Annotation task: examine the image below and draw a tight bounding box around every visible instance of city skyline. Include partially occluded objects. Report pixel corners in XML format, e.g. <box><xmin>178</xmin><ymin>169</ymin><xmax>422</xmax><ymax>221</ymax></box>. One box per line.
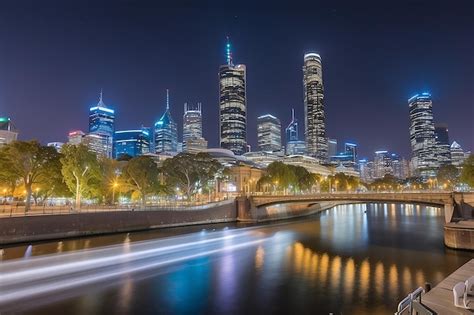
<box><xmin>0</xmin><ymin>1</ymin><xmax>472</xmax><ymax>158</ymax></box>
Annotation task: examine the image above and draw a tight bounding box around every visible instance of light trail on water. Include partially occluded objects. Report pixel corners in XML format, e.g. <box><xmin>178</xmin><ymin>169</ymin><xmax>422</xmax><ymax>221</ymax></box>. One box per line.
<box><xmin>0</xmin><ymin>228</ymin><xmax>272</xmax><ymax>309</ymax></box>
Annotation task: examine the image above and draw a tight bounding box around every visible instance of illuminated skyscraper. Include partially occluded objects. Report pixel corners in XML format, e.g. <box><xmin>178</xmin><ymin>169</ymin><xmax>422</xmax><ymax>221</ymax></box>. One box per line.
<box><xmin>155</xmin><ymin>89</ymin><xmax>178</xmax><ymax>154</ymax></box>
<box><xmin>257</xmin><ymin>114</ymin><xmax>281</xmax><ymax>152</ymax></box>
<box><xmin>88</xmin><ymin>91</ymin><xmax>114</xmax><ymax>158</ymax></box>
<box><xmin>434</xmin><ymin>123</ymin><xmax>451</xmax><ymax>166</ymax></box>
<box><xmin>328</xmin><ymin>138</ymin><xmax>337</xmax><ymax>158</ymax></box>
<box><xmin>183</xmin><ymin>102</ymin><xmax>207</xmax><ymax>152</ymax></box>
<box><xmin>114</xmin><ymin>129</ymin><xmax>151</xmax><ymax>159</ymax></box>
<box><xmin>303</xmin><ymin>53</ymin><xmax>327</xmax><ymax>162</ymax></box>
<box><xmin>219</xmin><ymin>37</ymin><xmax>247</xmax><ymax>155</ymax></box>
<box><xmin>285</xmin><ymin>108</ymin><xmax>306</xmax><ymax>155</ymax></box>
<box><xmin>344</xmin><ymin>143</ymin><xmax>358</xmax><ymax>163</ymax></box>
<box><xmin>408</xmin><ymin>93</ymin><xmax>438</xmax><ymax>176</ymax></box>
<box><xmin>285</xmin><ymin>108</ymin><xmax>298</xmax><ymax>143</ymax></box>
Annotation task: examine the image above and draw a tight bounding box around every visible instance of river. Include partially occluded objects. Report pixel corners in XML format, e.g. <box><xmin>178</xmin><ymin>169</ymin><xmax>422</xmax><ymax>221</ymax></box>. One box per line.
<box><xmin>0</xmin><ymin>203</ymin><xmax>472</xmax><ymax>314</ymax></box>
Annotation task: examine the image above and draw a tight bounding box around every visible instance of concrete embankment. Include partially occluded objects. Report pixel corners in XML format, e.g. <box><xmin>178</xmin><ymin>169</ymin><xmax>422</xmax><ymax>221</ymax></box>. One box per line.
<box><xmin>0</xmin><ymin>201</ymin><xmax>237</xmax><ymax>245</ymax></box>
<box><xmin>444</xmin><ymin>221</ymin><xmax>474</xmax><ymax>251</ymax></box>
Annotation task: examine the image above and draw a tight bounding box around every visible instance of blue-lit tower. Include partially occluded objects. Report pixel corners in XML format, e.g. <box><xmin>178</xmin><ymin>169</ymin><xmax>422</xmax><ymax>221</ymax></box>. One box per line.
<box><xmin>154</xmin><ymin>89</ymin><xmax>178</xmax><ymax>154</ymax></box>
<box><xmin>88</xmin><ymin>90</ymin><xmax>115</xmax><ymax>158</ymax></box>
<box><xmin>285</xmin><ymin>108</ymin><xmax>298</xmax><ymax>143</ymax></box>
<box><xmin>114</xmin><ymin>128</ymin><xmax>151</xmax><ymax>159</ymax></box>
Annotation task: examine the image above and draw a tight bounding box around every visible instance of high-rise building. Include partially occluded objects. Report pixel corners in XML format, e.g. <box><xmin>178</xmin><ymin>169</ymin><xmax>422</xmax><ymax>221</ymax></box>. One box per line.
<box><xmin>155</xmin><ymin>90</ymin><xmax>178</xmax><ymax>154</ymax></box>
<box><xmin>219</xmin><ymin>37</ymin><xmax>247</xmax><ymax>155</ymax></box>
<box><xmin>450</xmin><ymin>141</ymin><xmax>468</xmax><ymax>168</ymax></box>
<box><xmin>358</xmin><ymin>159</ymin><xmax>373</xmax><ymax>183</ymax></box>
<box><xmin>328</xmin><ymin>138</ymin><xmax>337</xmax><ymax>159</ymax></box>
<box><xmin>285</xmin><ymin>108</ymin><xmax>298</xmax><ymax>143</ymax></box>
<box><xmin>182</xmin><ymin>102</ymin><xmax>207</xmax><ymax>152</ymax></box>
<box><xmin>257</xmin><ymin>114</ymin><xmax>281</xmax><ymax>152</ymax></box>
<box><xmin>0</xmin><ymin>117</ymin><xmax>18</xmax><ymax>146</ymax></box>
<box><xmin>83</xmin><ymin>133</ymin><xmax>113</xmax><ymax>158</ymax></box>
<box><xmin>374</xmin><ymin>150</ymin><xmax>393</xmax><ymax>179</ymax></box>
<box><xmin>344</xmin><ymin>142</ymin><xmax>358</xmax><ymax>163</ymax></box>
<box><xmin>434</xmin><ymin>123</ymin><xmax>451</xmax><ymax>166</ymax></box>
<box><xmin>47</xmin><ymin>142</ymin><xmax>64</xmax><ymax>152</ymax></box>
<box><xmin>285</xmin><ymin>108</ymin><xmax>306</xmax><ymax>155</ymax></box>
<box><xmin>88</xmin><ymin>91</ymin><xmax>115</xmax><ymax>158</ymax></box>
<box><xmin>68</xmin><ymin>130</ymin><xmax>85</xmax><ymax>145</ymax></box>
<box><xmin>408</xmin><ymin>92</ymin><xmax>437</xmax><ymax>177</ymax></box>
<box><xmin>114</xmin><ymin>129</ymin><xmax>151</xmax><ymax>159</ymax></box>
<box><xmin>303</xmin><ymin>53</ymin><xmax>327</xmax><ymax>163</ymax></box>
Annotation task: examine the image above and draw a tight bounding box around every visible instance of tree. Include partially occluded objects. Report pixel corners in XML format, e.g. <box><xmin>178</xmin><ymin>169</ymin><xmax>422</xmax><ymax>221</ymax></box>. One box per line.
<box><xmin>437</xmin><ymin>164</ymin><xmax>459</xmax><ymax>188</ymax></box>
<box><xmin>97</xmin><ymin>158</ymin><xmax>125</xmax><ymax>204</ymax></box>
<box><xmin>121</xmin><ymin>156</ymin><xmax>160</xmax><ymax>205</ymax></box>
<box><xmin>161</xmin><ymin>153</ymin><xmax>223</xmax><ymax>199</ymax></box>
<box><xmin>60</xmin><ymin>144</ymin><xmax>102</xmax><ymax>209</ymax></box>
<box><xmin>0</xmin><ymin>141</ymin><xmax>62</xmax><ymax>211</ymax></box>
<box><xmin>460</xmin><ymin>155</ymin><xmax>474</xmax><ymax>187</ymax></box>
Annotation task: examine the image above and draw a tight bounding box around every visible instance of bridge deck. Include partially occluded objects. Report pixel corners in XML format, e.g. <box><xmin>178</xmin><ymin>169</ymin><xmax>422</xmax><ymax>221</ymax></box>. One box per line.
<box><xmin>422</xmin><ymin>259</ymin><xmax>474</xmax><ymax>314</ymax></box>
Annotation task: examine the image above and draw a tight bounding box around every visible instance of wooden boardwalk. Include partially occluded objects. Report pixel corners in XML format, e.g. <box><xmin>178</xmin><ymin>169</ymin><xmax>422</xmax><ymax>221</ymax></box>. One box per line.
<box><xmin>422</xmin><ymin>259</ymin><xmax>474</xmax><ymax>314</ymax></box>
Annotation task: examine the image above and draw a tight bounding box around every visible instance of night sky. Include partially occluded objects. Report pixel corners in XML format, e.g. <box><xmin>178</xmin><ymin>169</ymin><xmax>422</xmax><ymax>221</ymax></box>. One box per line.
<box><xmin>0</xmin><ymin>0</ymin><xmax>472</xmax><ymax>159</ymax></box>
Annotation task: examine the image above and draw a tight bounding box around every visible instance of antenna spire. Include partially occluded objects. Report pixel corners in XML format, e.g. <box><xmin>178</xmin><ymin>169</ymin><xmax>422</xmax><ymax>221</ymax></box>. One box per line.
<box><xmin>99</xmin><ymin>89</ymin><xmax>103</xmax><ymax>102</ymax></box>
<box><xmin>166</xmin><ymin>89</ymin><xmax>170</xmax><ymax>110</ymax></box>
<box><xmin>226</xmin><ymin>36</ymin><xmax>233</xmax><ymax>66</ymax></box>
<box><xmin>291</xmin><ymin>108</ymin><xmax>295</xmax><ymax>121</ymax></box>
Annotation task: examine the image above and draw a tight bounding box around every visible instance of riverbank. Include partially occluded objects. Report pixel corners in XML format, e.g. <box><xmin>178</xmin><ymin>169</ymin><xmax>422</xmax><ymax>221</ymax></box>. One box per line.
<box><xmin>0</xmin><ymin>200</ymin><xmax>237</xmax><ymax>245</ymax></box>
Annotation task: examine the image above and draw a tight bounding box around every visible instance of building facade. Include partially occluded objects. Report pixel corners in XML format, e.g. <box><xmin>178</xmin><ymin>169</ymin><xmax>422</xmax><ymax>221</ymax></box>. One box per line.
<box><xmin>434</xmin><ymin>123</ymin><xmax>451</xmax><ymax>166</ymax></box>
<box><xmin>328</xmin><ymin>138</ymin><xmax>338</xmax><ymax>159</ymax></box>
<box><xmin>155</xmin><ymin>90</ymin><xmax>178</xmax><ymax>154</ymax></box>
<box><xmin>257</xmin><ymin>114</ymin><xmax>281</xmax><ymax>152</ymax></box>
<box><xmin>219</xmin><ymin>38</ymin><xmax>247</xmax><ymax>155</ymax></box>
<box><xmin>303</xmin><ymin>53</ymin><xmax>328</xmax><ymax>163</ymax></box>
<box><xmin>0</xmin><ymin>117</ymin><xmax>18</xmax><ymax>146</ymax></box>
<box><xmin>68</xmin><ymin>130</ymin><xmax>85</xmax><ymax>145</ymax></box>
<box><xmin>450</xmin><ymin>141</ymin><xmax>468</xmax><ymax>168</ymax></box>
<box><xmin>408</xmin><ymin>93</ymin><xmax>437</xmax><ymax>177</ymax></box>
<box><xmin>114</xmin><ymin>129</ymin><xmax>151</xmax><ymax>159</ymax></box>
<box><xmin>183</xmin><ymin>102</ymin><xmax>207</xmax><ymax>152</ymax></box>
<box><xmin>88</xmin><ymin>91</ymin><xmax>115</xmax><ymax>158</ymax></box>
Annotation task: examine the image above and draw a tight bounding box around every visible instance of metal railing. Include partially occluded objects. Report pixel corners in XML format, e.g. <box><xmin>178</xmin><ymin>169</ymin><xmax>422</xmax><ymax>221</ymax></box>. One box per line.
<box><xmin>395</xmin><ymin>287</ymin><xmax>435</xmax><ymax>315</ymax></box>
<box><xmin>0</xmin><ymin>198</ymin><xmax>234</xmax><ymax>218</ymax></box>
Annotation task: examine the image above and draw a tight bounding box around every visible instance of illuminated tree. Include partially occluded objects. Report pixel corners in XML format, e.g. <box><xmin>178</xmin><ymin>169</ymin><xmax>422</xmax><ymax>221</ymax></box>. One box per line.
<box><xmin>460</xmin><ymin>154</ymin><xmax>474</xmax><ymax>187</ymax></box>
<box><xmin>121</xmin><ymin>156</ymin><xmax>160</xmax><ymax>205</ymax></box>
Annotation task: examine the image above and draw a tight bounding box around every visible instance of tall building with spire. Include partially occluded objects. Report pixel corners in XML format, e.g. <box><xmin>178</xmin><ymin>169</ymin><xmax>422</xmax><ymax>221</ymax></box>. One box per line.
<box><xmin>154</xmin><ymin>89</ymin><xmax>178</xmax><ymax>154</ymax></box>
<box><xmin>88</xmin><ymin>90</ymin><xmax>115</xmax><ymax>158</ymax></box>
<box><xmin>303</xmin><ymin>53</ymin><xmax>327</xmax><ymax>163</ymax></box>
<box><xmin>219</xmin><ymin>37</ymin><xmax>247</xmax><ymax>155</ymax></box>
<box><xmin>285</xmin><ymin>108</ymin><xmax>306</xmax><ymax>155</ymax></box>
<box><xmin>408</xmin><ymin>92</ymin><xmax>438</xmax><ymax>177</ymax></box>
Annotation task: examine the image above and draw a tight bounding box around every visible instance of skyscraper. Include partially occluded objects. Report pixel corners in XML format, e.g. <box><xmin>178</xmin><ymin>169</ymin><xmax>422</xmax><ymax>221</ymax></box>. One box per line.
<box><xmin>257</xmin><ymin>114</ymin><xmax>282</xmax><ymax>152</ymax></box>
<box><xmin>114</xmin><ymin>129</ymin><xmax>151</xmax><ymax>159</ymax></box>
<box><xmin>88</xmin><ymin>91</ymin><xmax>115</xmax><ymax>158</ymax></box>
<box><xmin>450</xmin><ymin>141</ymin><xmax>468</xmax><ymax>168</ymax></box>
<box><xmin>328</xmin><ymin>138</ymin><xmax>338</xmax><ymax>158</ymax></box>
<box><xmin>408</xmin><ymin>92</ymin><xmax>437</xmax><ymax>177</ymax></box>
<box><xmin>434</xmin><ymin>123</ymin><xmax>451</xmax><ymax>166</ymax></box>
<box><xmin>183</xmin><ymin>102</ymin><xmax>207</xmax><ymax>152</ymax></box>
<box><xmin>219</xmin><ymin>37</ymin><xmax>247</xmax><ymax>155</ymax></box>
<box><xmin>285</xmin><ymin>108</ymin><xmax>298</xmax><ymax>143</ymax></box>
<box><xmin>155</xmin><ymin>89</ymin><xmax>178</xmax><ymax>154</ymax></box>
<box><xmin>285</xmin><ymin>108</ymin><xmax>306</xmax><ymax>155</ymax></box>
<box><xmin>303</xmin><ymin>53</ymin><xmax>327</xmax><ymax>163</ymax></box>
<box><xmin>344</xmin><ymin>143</ymin><xmax>358</xmax><ymax>163</ymax></box>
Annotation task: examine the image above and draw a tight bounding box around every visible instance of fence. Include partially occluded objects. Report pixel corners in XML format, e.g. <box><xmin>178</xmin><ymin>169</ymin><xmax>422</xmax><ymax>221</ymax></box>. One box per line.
<box><xmin>0</xmin><ymin>198</ymin><xmax>234</xmax><ymax>218</ymax></box>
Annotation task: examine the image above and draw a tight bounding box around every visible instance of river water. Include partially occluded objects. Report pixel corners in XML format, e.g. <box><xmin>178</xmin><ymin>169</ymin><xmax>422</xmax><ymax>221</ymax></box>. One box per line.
<box><xmin>0</xmin><ymin>203</ymin><xmax>472</xmax><ymax>314</ymax></box>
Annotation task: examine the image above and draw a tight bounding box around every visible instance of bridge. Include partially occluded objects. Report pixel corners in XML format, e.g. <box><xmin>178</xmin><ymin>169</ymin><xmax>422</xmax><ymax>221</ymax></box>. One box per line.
<box><xmin>237</xmin><ymin>192</ymin><xmax>474</xmax><ymax>223</ymax></box>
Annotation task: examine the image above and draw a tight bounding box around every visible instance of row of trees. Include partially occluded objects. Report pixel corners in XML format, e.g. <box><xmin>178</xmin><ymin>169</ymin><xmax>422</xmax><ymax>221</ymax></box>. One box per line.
<box><xmin>257</xmin><ymin>161</ymin><xmax>360</xmax><ymax>193</ymax></box>
<box><xmin>0</xmin><ymin>141</ymin><xmax>225</xmax><ymax>211</ymax></box>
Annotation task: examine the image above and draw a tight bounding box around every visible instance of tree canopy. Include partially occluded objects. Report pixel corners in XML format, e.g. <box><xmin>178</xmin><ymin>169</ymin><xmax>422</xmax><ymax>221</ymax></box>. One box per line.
<box><xmin>460</xmin><ymin>154</ymin><xmax>474</xmax><ymax>187</ymax></box>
